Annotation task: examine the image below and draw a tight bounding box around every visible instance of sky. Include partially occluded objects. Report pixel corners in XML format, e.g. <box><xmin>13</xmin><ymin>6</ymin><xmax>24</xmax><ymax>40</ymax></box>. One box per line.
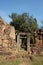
<box><xmin>0</xmin><ymin>0</ymin><xmax>43</xmax><ymax>27</ymax></box>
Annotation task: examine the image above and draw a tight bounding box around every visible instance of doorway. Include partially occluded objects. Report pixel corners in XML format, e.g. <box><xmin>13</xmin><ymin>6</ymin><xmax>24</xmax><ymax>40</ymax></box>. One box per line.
<box><xmin>21</xmin><ymin>38</ymin><xmax>27</xmax><ymax>51</ymax></box>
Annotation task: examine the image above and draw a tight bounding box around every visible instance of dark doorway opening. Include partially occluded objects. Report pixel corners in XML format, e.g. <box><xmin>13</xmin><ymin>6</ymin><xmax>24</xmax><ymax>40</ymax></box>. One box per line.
<box><xmin>15</xmin><ymin>32</ymin><xmax>30</xmax><ymax>51</ymax></box>
<box><xmin>21</xmin><ymin>38</ymin><xmax>27</xmax><ymax>51</ymax></box>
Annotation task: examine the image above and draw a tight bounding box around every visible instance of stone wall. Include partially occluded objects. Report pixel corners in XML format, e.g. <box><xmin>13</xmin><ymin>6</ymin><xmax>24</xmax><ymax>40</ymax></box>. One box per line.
<box><xmin>33</xmin><ymin>30</ymin><xmax>43</xmax><ymax>55</ymax></box>
<box><xmin>34</xmin><ymin>30</ymin><xmax>43</xmax><ymax>48</ymax></box>
<box><xmin>0</xmin><ymin>17</ymin><xmax>17</xmax><ymax>52</ymax></box>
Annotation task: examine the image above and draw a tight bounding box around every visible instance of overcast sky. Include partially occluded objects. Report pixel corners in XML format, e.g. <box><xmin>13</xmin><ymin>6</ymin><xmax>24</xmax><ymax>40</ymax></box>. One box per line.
<box><xmin>0</xmin><ymin>0</ymin><xmax>43</xmax><ymax>27</ymax></box>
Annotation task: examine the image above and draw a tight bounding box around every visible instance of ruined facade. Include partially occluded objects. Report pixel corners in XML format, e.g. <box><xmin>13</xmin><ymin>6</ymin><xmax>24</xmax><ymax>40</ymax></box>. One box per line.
<box><xmin>0</xmin><ymin>17</ymin><xmax>30</xmax><ymax>53</ymax></box>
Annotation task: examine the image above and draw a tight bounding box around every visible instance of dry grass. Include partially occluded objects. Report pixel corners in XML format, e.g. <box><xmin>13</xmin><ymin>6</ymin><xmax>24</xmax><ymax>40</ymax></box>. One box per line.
<box><xmin>0</xmin><ymin>51</ymin><xmax>43</xmax><ymax>65</ymax></box>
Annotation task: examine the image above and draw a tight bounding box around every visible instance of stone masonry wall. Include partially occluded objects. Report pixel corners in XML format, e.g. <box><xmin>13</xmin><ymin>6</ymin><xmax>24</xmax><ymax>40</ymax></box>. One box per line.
<box><xmin>0</xmin><ymin>17</ymin><xmax>17</xmax><ymax>52</ymax></box>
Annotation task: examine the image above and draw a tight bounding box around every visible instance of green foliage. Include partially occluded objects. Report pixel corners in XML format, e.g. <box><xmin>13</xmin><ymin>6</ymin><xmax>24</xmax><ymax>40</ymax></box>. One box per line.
<box><xmin>30</xmin><ymin>35</ymin><xmax>34</xmax><ymax>44</ymax></box>
<box><xmin>9</xmin><ymin>13</ymin><xmax>38</xmax><ymax>44</ymax></box>
<box><xmin>9</xmin><ymin>13</ymin><xmax>38</xmax><ymax>33</ymax></box>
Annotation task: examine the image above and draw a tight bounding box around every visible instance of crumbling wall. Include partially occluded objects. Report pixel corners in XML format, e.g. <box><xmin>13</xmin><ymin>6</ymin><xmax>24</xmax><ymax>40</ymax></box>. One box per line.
<box><xmin>0</xmin><ymin>17</ymin><xmax>17</xmax><ymax>52</ymax></box>
<box><xmin>33</xmin><ymin>30</ymin><xmax>43</xmax><ymax>55</ymax></box>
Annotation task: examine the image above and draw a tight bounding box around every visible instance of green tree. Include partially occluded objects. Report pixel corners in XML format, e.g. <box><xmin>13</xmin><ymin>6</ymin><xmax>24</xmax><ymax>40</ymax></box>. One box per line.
<box><xmin>9</xmin><ymin>13</ymin><xmax>38</xmax><ymax>44</ymax></box>
<box><xmin>9</xmin><ymin>13</ymin><xmax>38</xmax><ymax>33</ymax></box>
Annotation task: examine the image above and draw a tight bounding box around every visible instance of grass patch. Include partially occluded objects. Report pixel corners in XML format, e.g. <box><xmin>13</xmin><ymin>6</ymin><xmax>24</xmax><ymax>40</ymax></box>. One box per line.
<box><xmin>0</xmin><ymin>59</ymin><xmax>21</xmax><ymax>65</ymax></box>
<box><xmin>0</xmin><ymin>55</ymin><xmax>43</xmax><ymax>65</ymax></box>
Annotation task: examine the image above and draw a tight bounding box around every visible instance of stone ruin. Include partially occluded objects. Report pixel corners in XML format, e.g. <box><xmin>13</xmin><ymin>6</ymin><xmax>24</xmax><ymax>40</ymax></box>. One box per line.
<box><xmin>0</xmin><ymin>17</ymin><xmax>17</xmax><ymax>52</ymax></box>
<box><xmin>0</xmin><ymin>17</ymin><xmax>31</xmax><ymax>54</ymax></box>
<box><xmin>0</xmin><ymin>17</ymin><xmax>43</xmax><ymax>55</ymax></box>
<box><xmin>31</xmin><ymin>29</ymin><xmax>43</xmax><ymax>55</ymax></box>
<box><xmin>34</xmin><ymin>29</ymin><xmax>43</xmax><ymax>48</ymax></box>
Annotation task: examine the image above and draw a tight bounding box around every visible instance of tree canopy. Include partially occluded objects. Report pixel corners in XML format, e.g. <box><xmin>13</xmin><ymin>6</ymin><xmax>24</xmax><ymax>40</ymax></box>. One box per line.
<box><xmin>9</xmin><ymin>13</ymin><xmax>38</xmax><ymax>34</ymax></box>
<box><xmin>9</xmin><ymin>13</ymin><xmax>39</xmax><ymax>44</ymax></box>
